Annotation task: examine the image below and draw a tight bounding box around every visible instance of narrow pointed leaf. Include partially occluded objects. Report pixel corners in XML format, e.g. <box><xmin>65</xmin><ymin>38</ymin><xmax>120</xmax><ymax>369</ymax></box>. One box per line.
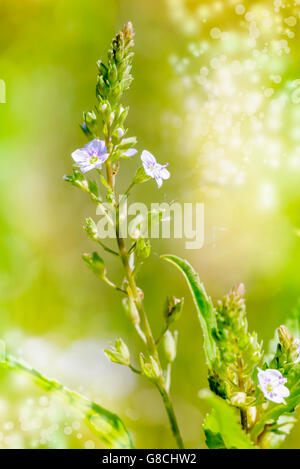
<box><xmin>162</xmin><ymin>255</ymin><xmax>217</xmax><ymax>365</ymax></box>
<box><xmin>0</xmin><ymin>354</ymin><xmax>133</xmax><ymax>449</ymax></box>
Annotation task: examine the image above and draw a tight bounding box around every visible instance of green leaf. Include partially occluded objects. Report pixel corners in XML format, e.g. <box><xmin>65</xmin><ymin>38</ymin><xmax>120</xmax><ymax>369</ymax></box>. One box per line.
<box><xmin>200</xmin><ymin>390</ymin><xmax>255</xmax><ymax>449</ymax></box>
<box><xmin>258</xmin><ymin>414</ymin><xmax>296</xmax><ymax>449</ymax></box>
<box><xmin>82</xmin><ymin>252</ymin><xmax>106</xmax><ymax>279</ymax></box>
<box><xmin>203</xmin><ymin>410</ymin><xmax>226</xmax><ymax>449</ymax></box>
<box><xmin>88</xmin><ymin>180</ymin><xmax>99</xmax><ymax>197</ymax></box>
<box><xmin>0</xmin><ymin>354</ymin><xmax>133</xmax><ymax>449</ymax></box>
<box><xmin>162</xmin><ymin>255</ymin><xmax>217</xmax><ymax>366</ymax></box>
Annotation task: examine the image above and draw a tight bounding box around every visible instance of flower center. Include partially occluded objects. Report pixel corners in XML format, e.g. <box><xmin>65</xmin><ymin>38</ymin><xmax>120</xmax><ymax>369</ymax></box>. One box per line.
<box><xmin>266</xmin><ymin>383</ymin><xmax>274</xmax><ymax>393</ymax></box>
<box><xmin>89</xmin><ymin>154</ymin><xmax>98</xmax><ymax>164</ymax></box>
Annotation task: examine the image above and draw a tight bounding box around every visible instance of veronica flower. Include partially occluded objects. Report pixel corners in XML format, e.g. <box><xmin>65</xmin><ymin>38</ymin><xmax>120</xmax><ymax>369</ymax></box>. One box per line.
<box><xmin>72</xmin><ymin>139</ymin><xmax>109</xmax><ymax>173</ymax></box>
<box><xmin>257</xmin><ymin>368</ymin><xmax>290</xmax><ymax>404</ymax></box>
<box><xmin>141</xmin><ymin>150</ymin><xmax>170</xmax><ymax>188</ymax></box>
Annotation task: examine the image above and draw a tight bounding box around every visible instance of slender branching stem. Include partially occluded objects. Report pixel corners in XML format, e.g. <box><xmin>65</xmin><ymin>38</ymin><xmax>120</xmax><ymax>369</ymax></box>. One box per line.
<box><xmin>103</xmin><ymin>150</ymin><xmax>184</xmax><ymax>449</ymax></box>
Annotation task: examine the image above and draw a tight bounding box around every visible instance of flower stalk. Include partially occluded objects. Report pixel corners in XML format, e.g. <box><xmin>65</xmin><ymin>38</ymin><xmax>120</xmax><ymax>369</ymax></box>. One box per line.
<box><xmin>65</xmin><ymin>22</ymin><xmax>183</xmax><ymax>449</ymax></box>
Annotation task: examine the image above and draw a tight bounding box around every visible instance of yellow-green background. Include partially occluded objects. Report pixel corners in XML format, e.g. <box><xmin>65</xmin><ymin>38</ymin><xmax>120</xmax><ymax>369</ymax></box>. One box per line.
<box><xmin>0</xmin><ymin>0</ymin><xmax>300</xmax><ymax>448</ymax></box>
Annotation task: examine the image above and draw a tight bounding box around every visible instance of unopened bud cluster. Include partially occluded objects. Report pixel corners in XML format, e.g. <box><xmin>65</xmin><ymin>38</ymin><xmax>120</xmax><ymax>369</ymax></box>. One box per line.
<box><xmin>209</xmin><ymin>284</ymin><xmax>262</xmax><ymax>403</ymax></box>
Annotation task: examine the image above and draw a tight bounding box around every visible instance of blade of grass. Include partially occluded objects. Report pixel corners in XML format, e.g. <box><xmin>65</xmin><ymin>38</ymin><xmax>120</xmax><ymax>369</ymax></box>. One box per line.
<box><xmin>0</xmin><ymin>353</ymin><xmax>133</xmax><ymax>449</ymax></box>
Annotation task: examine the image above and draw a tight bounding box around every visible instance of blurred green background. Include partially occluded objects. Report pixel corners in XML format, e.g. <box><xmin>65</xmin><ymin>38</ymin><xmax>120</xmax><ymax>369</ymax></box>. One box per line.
<box><xmin>0</xmin><ymin>0</ymin><xmax>300</xmax><ymax>448</ymax></box>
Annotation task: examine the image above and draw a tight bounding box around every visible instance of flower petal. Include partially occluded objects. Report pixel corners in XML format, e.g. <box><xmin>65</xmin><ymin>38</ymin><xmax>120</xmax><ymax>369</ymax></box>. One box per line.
<box><xmin>141</xmin><ymin>150</ymin><xmax>156</xmax><ymax>166</ymax></box>
<box><xmin>80</xmin><ymin>164</ymin><xmax>95</xmax><ymax>174</ymax></box>
<box><xmin>267</xmin><ymin>369</ymin><xmax>284</xmax><ymax>381</ymax></box>
<box><xmin>123</xmin><ymin>148</ymin><xmax>138</xmax><ymax>157</ymax></box>
<box><xmin>279</xmin><ymin>385</ymin><xmax>290</xmax><ymax>398</ymax></box>
<box><xmin>155</xmin><ymin>177</ymin><xmax>163</xmax><ymax>188</ymax></box>
<box><xmin>72</xmin><ymin>149</ymin><xmax>89</xmax><ymax>164</ymax></box>
<box><xmin>160</xmin><ymin>166</ymin><xmax>170</xmax><ymax>180</ymax></box>
<box><xmin>85</xmin><ymin>139</ymin><xmax>107</xmax><ymax>156</ymax></box>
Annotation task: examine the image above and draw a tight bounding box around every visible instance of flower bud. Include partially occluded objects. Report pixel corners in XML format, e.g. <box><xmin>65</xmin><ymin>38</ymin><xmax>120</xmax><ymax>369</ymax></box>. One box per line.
<box><xmin>278</xmin><ymin>325</ymin><xmax>293</xmax><ymax>351</ymax></box>
<box><xmin>82</xmin><ymin>252</ymin><xmax>105</xmax><ymax>279</ymax></box>
<box><xmin>164</xmin><ymin>296</ymin><xmax>184</xmax><ymax>325</ymax></box>
<box><xmin>111</xmin><ymin>127</ymin><xmax>125</xmax><ymax>145</ymax></box>
<box><xmin>163</xmin><ymin>331</ymin><xmax>178</xmax><ymax>363</ymax></box>
<box><xmin>104</xmin><ymin>338</ymin><xmax>130</xmax><ymax>366</ymax></box>
<box><xmin>136</xmin><ymin>237</ymin><xmax>151</xmax><ymax>261</ymax></box>
<box><xmin>118</xmin><ymin>106</ymin><xmax>129</xmax><ymax>125</ymax></box>
<box><xmin>84</xmin><ymin>218</ymin><xmax>99</xmax><ymax>241</ymax></box>
<box><xmin>231</xmin><ymin>392</ymin><xmax>247</xmax><ymax>406</ymax></box>
<box><xmin>108</xmin><ymin>63</ymin><xmax>118</xmax><ymax>84</ymax></box>
<box><xmin>122</xmin><ymin>297</ymin><xmax>140</xmax><ymax>325</ymax></box>
<box><xmin>133</xmin><ymin>167</ymin><xmax>151</xmax><ymax>184</ymax></box>
<box><xmin>139</xmin><ymin>354</ymin><xmax>161</xmax><ymax>381</ymax></box>
<box><xmin>119</xmin><ymin>137</ymin><xmax>137</xmax><ymax>150</ymax></box>
<box><xmin>97</xmin><ymin>60</ymin><xmax>108</xmax><ymax>76</ymax></box>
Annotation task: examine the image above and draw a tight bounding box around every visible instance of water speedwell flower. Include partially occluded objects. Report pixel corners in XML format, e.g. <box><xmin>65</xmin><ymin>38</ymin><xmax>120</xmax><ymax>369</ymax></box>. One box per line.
<box><xmin>72</xmin><ymin>139</ymin><xmax>108</xmax><ymax>173</ymax></box>
<box><xmin>257</xmin><ymin>368</ymin><xmax>290</xmax><ymax>404</ymax></box>
<box><xmin>141</xmin><ymin>150</ymin><xmax>170</xmax><ymax>188</ymax></box>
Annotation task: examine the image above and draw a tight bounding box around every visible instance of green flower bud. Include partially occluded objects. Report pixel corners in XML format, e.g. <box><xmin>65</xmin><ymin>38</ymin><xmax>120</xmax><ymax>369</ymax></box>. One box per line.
<box><xmin>164</xmin><ymin>296</ymin><xmax>184</xmax><ymax>325</ymax></box>
<box><xmin>139</xmin><ymin>354</ymin><xmax>161</xmax><ymax>381</ymax></box>
<box><xmin>63</xmin><ymin>168</ymin><xmax>88</xmax><ymax>191</ymax></box>
<box><xmin>278</xmin><ymin>325</ymin><xmax>294</xmax><ymax>351</ymax></box>
<box><xmin>211</xmin><ymin>285</ymin><xmax>263</xmax><ymax>403</ymax></box>
<box><xmin>84</xmin><ymin>218</ymin><xmax>99</xmax><ymax>241</ymax></box>
<box><xmin>136</xmin><ymin>237</ymin><xmax>151</xmax><ymax>261</ymax></box>
<box><xmin>108</xmin><ymin>63</ymin><xmax>118</xmax><ymax>84</ymax></box>
<box><xmin>118</xmin><ymin>136</ymin><xmax>137</xmax><ymax>150</ymax></box>
<box><xmin>118</xmin><ymin>106</ymin><xmax>129</xmax><ymax>125</ymax></box>
<box><xmin>82</xmin><ymin>252</ymin><xmax>105</xmax><ymax>279</ymax></box>
<box><xmin>97</xmin><ymin>60</ymin><xmax>108</xmax><ymax>76</ymax></box>
<box><xmin>104</xmin><ymin>338</ymin><xmax>130</xmax><ymax>366</ymax></box>
<box><xmin>96</xmin><ymin>75</ymin><xmax>109</xmax><ymax>97</ymax></box>
<box><xmin>163</xmin><ymin>331</ymin><xmax>178</xmax><ymax>363</ymax></box>
<box><xmin>133</xmin><ymin>166</ymin><xmax>151</xmax><ymax>184</ymax></box>
<box><xmin>122</xmin><ymin>297</ymin><xmax>140</xmax><ymax>326</ymax></box>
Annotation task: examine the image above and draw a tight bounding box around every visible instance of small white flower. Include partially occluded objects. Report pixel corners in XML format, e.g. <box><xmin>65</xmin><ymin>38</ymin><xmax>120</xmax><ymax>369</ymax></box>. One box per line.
<box><xmin>257</xmin><ymin>368</ymin><xmax>290</xmax><ymax>404</ymax></box>
<box><xmin>141</xmin><ymin>150</ymin><xmax>170</xmax><ymax>188</ymax></box>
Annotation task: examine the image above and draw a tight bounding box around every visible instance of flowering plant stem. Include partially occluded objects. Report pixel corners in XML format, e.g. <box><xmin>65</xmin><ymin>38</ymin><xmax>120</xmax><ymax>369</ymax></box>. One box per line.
<box><xmin>65</xmin><ymin>22</ymin><xmax>184</xmax><ymax>449</ymax></box>
<box><xmin>105</xmin><ymin>158</ymin><xmax>184</xmax><ymax>449</ymax></box>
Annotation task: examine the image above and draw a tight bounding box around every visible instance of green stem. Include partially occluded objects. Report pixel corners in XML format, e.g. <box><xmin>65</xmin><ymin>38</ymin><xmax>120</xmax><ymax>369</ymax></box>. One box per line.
<box><xmin>104</xmin><ymin>156</ymin><xmax>184</xmax><ymax>449</ymax></box>
<box><xmin>157</xmin><ymin>384</ymin><xmax>184</xmax><ymax>449</ymax></box>
<box><xmin>103</xmin><ymin>276</ymin><xmax>127</xmax><ymax>294</ymax></box>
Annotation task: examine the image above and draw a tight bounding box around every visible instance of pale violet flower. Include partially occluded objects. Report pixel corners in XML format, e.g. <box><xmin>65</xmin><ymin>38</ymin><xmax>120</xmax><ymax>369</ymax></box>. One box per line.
<box><xmin>72</xmin><ymin>139</ymin><xmax>108</xmax><ymax>173</ymax></box>
<box><xmin>141</xmin><ymin>150</ymin><xmax>170</xmax><ymax>188</ymax></box>
<box><xmin>257</xmin><ymin>368</ymin><xmax>290</xmax><ymax>404</ymax></box>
